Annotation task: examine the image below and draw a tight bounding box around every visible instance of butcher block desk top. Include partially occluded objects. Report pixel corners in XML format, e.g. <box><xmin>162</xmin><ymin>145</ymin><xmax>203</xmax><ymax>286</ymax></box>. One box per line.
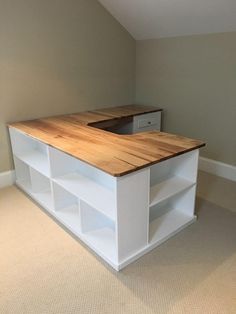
<box><xmin>9</xmin><ymin>105</ymin><xmax>205</xmax><ymax>177</ymax></box>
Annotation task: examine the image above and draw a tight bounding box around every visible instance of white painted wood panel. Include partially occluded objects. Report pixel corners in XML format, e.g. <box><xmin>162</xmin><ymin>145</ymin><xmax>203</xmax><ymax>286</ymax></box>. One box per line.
<box><xmin>116</xmin><ymin>168</ymin><xmax>150</xmax><ymax>262</ymax></box>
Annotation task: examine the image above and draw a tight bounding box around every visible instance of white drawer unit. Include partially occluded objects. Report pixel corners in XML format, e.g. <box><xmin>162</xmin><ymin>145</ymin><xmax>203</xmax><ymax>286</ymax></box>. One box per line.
<box><xmin>90</xmin><ymin>109</ymin><xmax>162</xmax><ymax>135</ymax></box>
<box><xmin>133</xmin><ymin>111</ymin><xmax>161</xmax><ymax>133</ymax></box>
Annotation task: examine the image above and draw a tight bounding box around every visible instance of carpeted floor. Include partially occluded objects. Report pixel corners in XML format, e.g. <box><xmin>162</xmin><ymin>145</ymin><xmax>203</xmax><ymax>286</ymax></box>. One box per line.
<box><xmin>0</xmin><ymin>171</ymin><xmax>235</xmax><ymax>314</ymax></box>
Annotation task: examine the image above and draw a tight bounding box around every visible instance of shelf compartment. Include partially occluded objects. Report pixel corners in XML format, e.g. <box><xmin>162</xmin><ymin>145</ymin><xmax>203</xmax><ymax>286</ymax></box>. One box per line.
<box><xmin>80</xmin><ymin>201</ymin><xmax>117</xmax><ymax>263</ymax></box>
<box><xmin>14</xmin><ymin>157</ymin><xmax>32</xmax><ymax>192</ymax></box>
<box><xmin>150</xmin><ymin>176</ymin><xmax>195</xmax><ymax>207</ymax></box>
<box><xmin>9</xmin><ymin>128</ymin><xmax>50</xmax><ymax>177</ymax></box>
<box><xmin>16</xmin><ymin>150</ymin><xmax>50</xmax><ymax>177</ymax></box>
<box><xmin>150</xmin><ymin>150</ymin><xmax>199</xmax><ymax>188</ymax></box>
<box><xmin>14</xmin><ymin>157</ymin><xmax>53</xmax><ymax>211</ymax></box>
<box><xmin>50</xmin><ymin>146</ymin><xmax>116</xmax><ymax>220</ymax></box>
<box><xmin>149</xmin><ymin>186</ymin><xmax>196</xmax><ymax>244</ymax></box>
<box><xmin>54</xmin><ymin>172</ymin><xmax>116</xmax><ymax>221</ymax></box>
<box><xmin>149</xmin><ymin>208</ymin><xmax>195</xmax><ymax>245</ymax></box>
<box><xmin>53</xmin><ymin>183</ymin><xmax>80</xmax><ymax>233</ymax></box>
<box><xmin>30</xmin><ymin>168</ymin><xmax>54</xmax><ymax>211</ymax></box>
<box><xmin>55</xmin><ymin>205</ymin><xmax>80</xmax><ymax>234</ymax></box>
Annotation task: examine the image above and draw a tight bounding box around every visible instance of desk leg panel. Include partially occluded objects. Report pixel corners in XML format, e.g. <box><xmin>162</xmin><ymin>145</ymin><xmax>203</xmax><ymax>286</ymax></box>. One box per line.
<box><xmin>116</xmin><ymin>169</ymin><xmax>150</xmax><ymax>263</ymax></box>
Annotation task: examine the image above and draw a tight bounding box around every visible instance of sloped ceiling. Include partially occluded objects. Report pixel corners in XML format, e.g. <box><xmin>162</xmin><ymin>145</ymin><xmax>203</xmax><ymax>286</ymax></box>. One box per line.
<box><xmin>98</xmin><ymin>0</ymin><xmax>236</xmax><ymax>39</ymax></box>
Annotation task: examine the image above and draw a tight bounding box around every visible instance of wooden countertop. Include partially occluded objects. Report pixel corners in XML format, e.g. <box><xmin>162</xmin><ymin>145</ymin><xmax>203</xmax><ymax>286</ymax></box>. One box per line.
<box><xmin>9</xmin><ymin>104</ymin><xmax>205</xmax><ymax>177</ymax></box>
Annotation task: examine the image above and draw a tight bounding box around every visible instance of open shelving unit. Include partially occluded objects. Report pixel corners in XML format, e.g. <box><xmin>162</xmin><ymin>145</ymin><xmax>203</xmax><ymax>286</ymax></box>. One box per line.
<box><xmin>49</xmin><ymin>147</ymin><xmax>118</xmax><ymax>264</ymax></box>
<box><xmin>10</xmin><ymin>128</ymin><xmax>119</xmax><ymax>267</ymax></box>
<box><xmin>9</xmin><ymin>129</ymin><xmax>50</xmax><ymax>177</ymax></box>
<box><xmin>148</xmin><ymin>150</ymin><xmax>198</xmax><ymax>245</ymax></box>
<box><xmin>49</xmin><ymin>146</ymin><xmax>116</xmax><ymax>221</ymax></box>
<box><xmin>9</xmin><ymin>127</ymin><xmax>200</xmax><ymax>271</ymax></box>
<box><xmin>149</xmin><ymin>186</ymin><xmax>197</xmax><ymax>244</ymax></box>
<box><xmin>54</xmin><ymin>172</ymin><xmax>115</xmax><ymax>220</ymax></box>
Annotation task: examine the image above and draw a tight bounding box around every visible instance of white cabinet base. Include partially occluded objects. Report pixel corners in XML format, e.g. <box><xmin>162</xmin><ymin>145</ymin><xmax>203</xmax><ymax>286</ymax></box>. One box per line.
<box><xmin>10</xmin><ymin>128</ymin><xmax>199</xmax><ymax>271</ymax></box>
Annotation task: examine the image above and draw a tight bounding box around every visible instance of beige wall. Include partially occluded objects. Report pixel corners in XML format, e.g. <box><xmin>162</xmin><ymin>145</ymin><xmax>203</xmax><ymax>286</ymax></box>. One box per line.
<box><xmin>136</xmin><ymin>32</ymin><xmax>236</xmax><ymax>165</ymax></box>
<box><xmin>1</xmin><ymin>2</ymin><xmax>235</xmax><ymax>173</ymax></box>
<box><xmin>0</xmin><ymin>0</ymin><xmax>135</xmax><ymax>172</ymax></box>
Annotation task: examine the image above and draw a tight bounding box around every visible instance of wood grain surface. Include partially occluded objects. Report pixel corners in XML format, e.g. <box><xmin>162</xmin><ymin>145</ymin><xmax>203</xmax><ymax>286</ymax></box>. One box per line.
<box><xmin>9</xmin><ymin>105</ymin><xmax>205</xmax><ymax>176</ymax></box>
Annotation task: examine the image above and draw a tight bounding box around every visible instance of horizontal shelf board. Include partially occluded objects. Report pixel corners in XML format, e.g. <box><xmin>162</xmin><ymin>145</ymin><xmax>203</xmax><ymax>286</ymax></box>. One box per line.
<box><xmin>150</xmin><ymin>176</ymin><xmax>195</xmax><ymax>207</ymax></box>
<box><xmin>55</xmin><ymin>205</ymin><xmax>80</xmax><ymax>233</ymax></box>
<box><xmin>54</xmin><ymin>172</ymin><xmax>116</xmax><ymax>220</ymax></box>
<box><xmin>81</xmin><ymin>227</ymin><xmax>117</xmax><ymax>263</ymax></box>
<box><xmin>149</xmin><ymin>208</ymin><xmax>194</xmax><ymax>244</ymax></box>
<box><xmin>14</xmin><ymin>150</ymin><xmax>50</xmax><ymax>177</ymax></box>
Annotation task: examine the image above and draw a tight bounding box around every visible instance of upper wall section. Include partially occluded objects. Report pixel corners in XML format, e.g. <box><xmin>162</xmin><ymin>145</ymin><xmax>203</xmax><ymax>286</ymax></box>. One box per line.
<box><xmin>98</xmin><ymin>0</ymin><xmax>236</xmax><ymax>39</ymax></box>
<box><xmin>0</xmin><ymin>0</ymin><xmax>135</xmax><ymax>172</ymax></box>
<box><xmin>136</xmin><ymin>32</ymin><xmax>236</xmax><ymax>166</ymax></box>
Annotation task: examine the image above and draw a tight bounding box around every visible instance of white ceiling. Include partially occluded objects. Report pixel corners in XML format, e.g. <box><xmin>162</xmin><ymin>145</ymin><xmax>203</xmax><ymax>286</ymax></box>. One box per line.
<box><xmin>98</xmin><ymin>0</ymin><xmax>236</xmax><ymax>39</ymax></box>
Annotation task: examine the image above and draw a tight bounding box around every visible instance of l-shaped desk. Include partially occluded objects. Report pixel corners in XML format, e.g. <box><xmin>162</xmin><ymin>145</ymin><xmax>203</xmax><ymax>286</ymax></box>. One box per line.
<box><xmin>9</xmin><ymin>105</ymin><xmax>205</xmax><ymax>270</ymax></box>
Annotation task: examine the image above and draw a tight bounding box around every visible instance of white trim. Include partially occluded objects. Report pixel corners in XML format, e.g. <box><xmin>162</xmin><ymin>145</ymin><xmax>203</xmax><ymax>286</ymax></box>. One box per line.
<box><xmin>0</xmin><ymin>170</ymin><xmax>16</xmax><ymax>189</ymax></box>
<box><xmin>199</xmin><ymin>157</ymin><xmax>236</xmax><ymax>182</ymax></box>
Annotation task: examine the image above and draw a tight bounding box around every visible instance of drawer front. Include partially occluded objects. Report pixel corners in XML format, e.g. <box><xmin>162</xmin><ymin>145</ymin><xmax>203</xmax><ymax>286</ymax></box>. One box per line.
<box><xmin>133</xmin><ymin>111</ymin><xmax>161</xmax><ymax>133</ymax></box>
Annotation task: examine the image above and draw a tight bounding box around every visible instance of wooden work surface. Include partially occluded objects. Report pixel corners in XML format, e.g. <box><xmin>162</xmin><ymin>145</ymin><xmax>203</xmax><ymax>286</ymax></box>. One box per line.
<box><xmin>9</xmin><ymin>104</ymin><xmax>205</xmax><ymax>177</ymax></box>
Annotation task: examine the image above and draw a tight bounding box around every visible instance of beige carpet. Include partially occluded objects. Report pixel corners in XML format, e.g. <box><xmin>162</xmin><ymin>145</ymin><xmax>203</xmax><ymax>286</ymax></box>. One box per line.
<box><xmin>197</xmin><ymin>171</ymin><xmax>236</xmax><ymax>213</ymax></box>
<box><xmin>0</xmin><ymin>171</ymin><xmax>236</xmax><ymax>314</ymax></box>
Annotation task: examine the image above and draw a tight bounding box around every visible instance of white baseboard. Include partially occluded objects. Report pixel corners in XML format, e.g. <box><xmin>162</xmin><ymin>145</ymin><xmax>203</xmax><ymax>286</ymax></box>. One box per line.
<box><xmin>199</xmin><ymin>157</ymin><xmax>236</xmax><ymax>182</ymax></box>
<box><xmin>0</xmin><ymin>170</ymin><xmax>16</xmax><ymax>189</ymax></box>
